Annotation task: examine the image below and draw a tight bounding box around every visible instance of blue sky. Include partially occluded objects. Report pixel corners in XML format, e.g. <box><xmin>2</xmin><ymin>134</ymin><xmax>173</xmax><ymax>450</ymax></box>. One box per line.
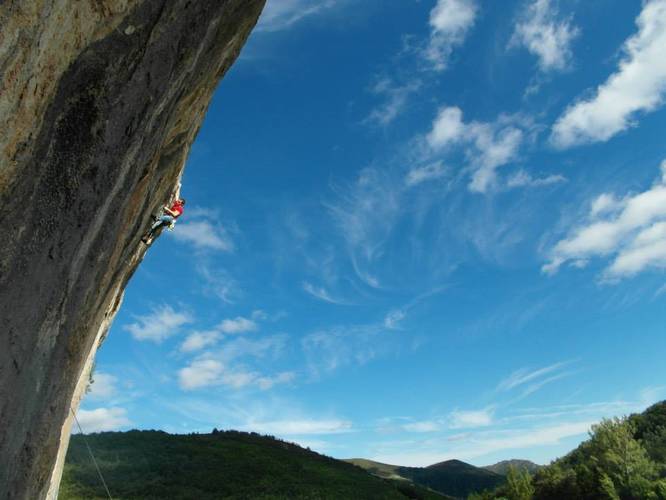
<box><xmin>80</xmin><ymin>0</ymin><xmax>666</xmax><ymax>467</ymax></box>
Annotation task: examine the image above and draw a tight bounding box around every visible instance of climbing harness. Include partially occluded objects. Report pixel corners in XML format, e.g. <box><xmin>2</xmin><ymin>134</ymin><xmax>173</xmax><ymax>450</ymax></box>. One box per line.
<box><xmin>70</xmin><ymin>407</ymin><xmax>113</xmax><ymax>500</ymax></box>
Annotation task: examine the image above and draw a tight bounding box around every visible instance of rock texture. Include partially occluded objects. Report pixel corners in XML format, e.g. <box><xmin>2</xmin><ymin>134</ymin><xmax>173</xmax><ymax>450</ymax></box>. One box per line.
<box><xmin>0</xmin><ymin>1</ymin><xmax>265</xmax><ymax>498</ymax></box>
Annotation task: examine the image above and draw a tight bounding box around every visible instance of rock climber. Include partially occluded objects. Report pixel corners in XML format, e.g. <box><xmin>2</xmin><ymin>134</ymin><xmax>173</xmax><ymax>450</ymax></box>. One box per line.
<box><xmin>142</xmin><ymin>198</ymin><xmax>186</xmax><ymax>244</ymax></box>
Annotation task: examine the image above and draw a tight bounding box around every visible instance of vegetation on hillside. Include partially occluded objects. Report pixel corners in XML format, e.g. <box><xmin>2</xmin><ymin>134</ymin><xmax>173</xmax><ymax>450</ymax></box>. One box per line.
<box><xmin>59</xmin><ymin>429</ymin><xmax>448</xmax><ymax>499</ymax></box>
<box><xmin>469</xmin><ymin>401</ymin><xmax>666</xmax><ymax>500</ymax></box>
<box><xmin>482</xmin><ymin>460</ymin><xmax>541</xmax><ymax>476</ymax></box>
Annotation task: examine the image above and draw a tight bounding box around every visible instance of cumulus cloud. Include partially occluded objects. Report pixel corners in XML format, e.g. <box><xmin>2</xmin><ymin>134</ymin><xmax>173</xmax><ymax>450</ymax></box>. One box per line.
<box><xmin>87</xmin><ymin>372</ymin><xmax>118</xmax><ymax>400</ymax></box>
<box><xmin>180</xmin><ymin>330</ymin><xmax>222</xmax><ymax>353</ymax></box>
<box><xmin>257</xmin><ymin>0</ymin><xmax>337</xmax><ymax>32</ymax></box>
<box><xmin>171</xmin><ymin>220</ymin><xmax>234</xmax><ymax>252</ymax></box>
<box><xmin>75</xmin><ymin>407</ymin><xmax>131</xmax><ymax>433</ymax></box>
<box><xmin>425</xmin><ymin>0</ymin><xmax>478</xmax><ymax>71</ymax></box>
<box><xmin>123</xmin><ymin>305</ymin><xmax>192</xmax><ymax>343</ymax></box>
<box><xmin>178</xmin><ymin>356</ymin><xmax>294</xmax><ymax>391</ymax></box>
<box><xmin>511</xmin><ymin>0</ymin><xmax>579</xmax><ymax>72</ymax></box>
<box><xmin>178</xmin><ymin>359</ymin><xmax>224</xmax><ymax>390</ymax></box>
<box><xmin>427</xmin><ymin>106</ymin><xmax>525</xmax><ymax>192</ymax></box>
<box><xmin>544</xmin><ymin>161</ymin><xmax>666</xmax><ymax>278</ymax></box>
<box><xmin>551</xmin><ymin>0</ymin><xmax>666</xmax><ymax>148</ymax></box>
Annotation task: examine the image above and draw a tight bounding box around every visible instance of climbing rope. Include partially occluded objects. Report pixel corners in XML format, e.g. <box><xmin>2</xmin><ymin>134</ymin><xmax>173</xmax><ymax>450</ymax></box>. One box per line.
<box><xmin>70</xmin><ymin>407</ymin><xmax>113</xmax><ymax>500</ymax></box>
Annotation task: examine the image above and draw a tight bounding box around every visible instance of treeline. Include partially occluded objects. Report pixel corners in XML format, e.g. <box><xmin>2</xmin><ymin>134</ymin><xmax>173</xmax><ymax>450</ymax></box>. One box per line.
<box><xmin>469</xmin><ymin>401</ymin><xmax>666</xmax><ymax>500</ymax></box>
<box><xmin>59</xmin><ymin>428</ymin><xmax>448</xmax><ymax>499</ymax></box>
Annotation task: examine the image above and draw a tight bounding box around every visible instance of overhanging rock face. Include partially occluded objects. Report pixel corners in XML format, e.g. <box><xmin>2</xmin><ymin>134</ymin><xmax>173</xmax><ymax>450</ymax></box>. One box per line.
<box><xmin>0</xmin><ymin>1</ymin><xmax>265</xmax><ymax>497</ymax></box>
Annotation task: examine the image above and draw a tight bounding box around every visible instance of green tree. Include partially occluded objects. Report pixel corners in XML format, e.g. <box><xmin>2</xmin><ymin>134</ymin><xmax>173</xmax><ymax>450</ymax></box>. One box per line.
<box><xmin>588</xmin><ymin>418</ymin><xmax>657</xmax><ymax>500</ymax></box>
<box><xmin>505</xmin><ymin>465</ymin><xmax>534</xmax><ymax>500</ymax></box>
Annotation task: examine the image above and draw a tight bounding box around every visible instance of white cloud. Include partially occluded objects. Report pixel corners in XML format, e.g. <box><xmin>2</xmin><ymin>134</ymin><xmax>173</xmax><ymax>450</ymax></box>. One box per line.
<box><xmin>544</xmin><ymin>161</ymin><xmax>666</xmax><ymax>278</ymax></box>
<box><xmin>171</xmin><ymin>220</ymin><xmax>234</xmax><ymax>252</ymax></box>
<box><xmin>449</xmin><ymin>408</ymin><xmax>494</xmax><ymax>429</ymax></box>
<box><xmin>257</xmin><ymin>371</ymin><xmax>296</xmax><ymax>390</ymax></box>
<box><xmin>180</xmin><ymin>330</ymin><xmax>222</xmax><ymax>353</ymax></box>
<box><xmin>366</xmin><ymin>77</ymin><xmax>422</xmax><ymax>126</ymax></box>
<box><xmin>511</xmin><ymin>0</ymin><xmax>579</xmax><ymax>72</ymax></box>
<box><xmin>425</xmin><ymin>0</ymin><xmax>478</xmax><ymax>71</ymax></box>
<box><xmin>302</xmin><ymin>282</ymin><xmax>347</xmax><ymax>304</ymax></box>
<box><xmin>383</xmin><ymin>309</ymin><xmax>406</xmax><ymax>329</ymax></box>
<box><xmin>327</xmin><ymin>167</ymin><xmax>402</xmax><ymax>286</ymax></box>
<box><xmin>196</xmin><ymin>263</ymin><xmax>240</xmax><ymax>304</ymax></box>
<box><xmin>427</xmin><ymin>106</ymin><xmax>466</xmax><ymax>149</ymax></box>
<box><xmin>218</xmin><ymin>316</ymin><xmax>258</xmax><ymax>334</ymax></box>
<box><xmin>75</xmin><ymin>407</ymin><xmax>131</xmax><ymax>433</ymax></box>
<box><xmin>257</xmin><ymin>0</ymin><xmax>337</xmax><ymax>32</ymax></box>
<box><xmin>302</xmin><ymin>323</ymin><xmax>386</xmax><ymax>376</ymax></box>
<box><xmin>551</xmin><ymin>0</ymin><xmax>666</xmax><ymax>148</ymax></box>
<box><xmin>123</xmin><ymin>305</ymin><xmax>192</xmax><ymax>343</ymax></box>
<box><xmin>179</xmin><ymin>356</ymin><xmax>294</xmax><ymax>391</ymax></box>
<box><xmin>427</xmin><ymin>106</ymin><xmax>525</xmax><ymax>192</ymax></box>
<box><xmin>403</xmin><ymin>421</ymin><xmax>441</xmax><ymax>433</ymax></box>
<box><xmin>405</xmin><ymin>161</ymin><xmax>448</xmax><ymax>188</ymax></box>
<box><xmin>506</xmin><ymin>170</ymin><xmax>567</xmax><ymax>189</ymax></box>
<box><xmin>498</xmin><ymin>361</ymin><xmax>570</xmax><ymax>392</ymax></box>
<box><xmin>468</xmin><ymin>123</ymin><xmax>523</xmax><ymax>193</ymax></box>
<box><xmin>371</xmin><ymin>421</ymin><xmax>592</xmax><ymax>467</ymax></box>
<box><xmin>179</xmin><ymin>359</ymin><xmax>225</xmax><ymax>390</ymax></box>
<box><xmin>87</xmin><ymin>372</ymin><xmax>118</xmax><ymax>400</ymax></box>
<box><xmin>241</xmin><ymin>418</ymin><xmax>352</xmax><ymax>436</ymax></box>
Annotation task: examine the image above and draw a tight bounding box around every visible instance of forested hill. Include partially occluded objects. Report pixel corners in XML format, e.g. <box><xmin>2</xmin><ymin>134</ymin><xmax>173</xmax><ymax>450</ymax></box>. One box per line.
<box><xmin>471</xmin><ymin>400</ymin><xmax>666</xmax><ymax>499</ymax></box>
<box><xmin>347</xmin><ymin>458</ymin><xmax>505</xmax><ymax>499</ymax></box>
<box><xmin>59</xmin><ymin>429</ymin><xmax>450</xmax><ymax>499</ymax></box>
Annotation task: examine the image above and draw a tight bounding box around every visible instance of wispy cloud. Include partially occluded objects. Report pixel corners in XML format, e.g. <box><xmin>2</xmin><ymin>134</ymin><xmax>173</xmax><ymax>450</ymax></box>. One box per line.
<box><xmin>75</xmin><ymin>407</ymin><xmax>131</xmax><ymax>433</ymax></box>
<box><xmin>239</xmin><ymin>418</ymin><xmax>352</xmax><ymax>436</ymax></box>
<box><xmin>196</xmin><ymin>262</ymin><xmax>240</xmax><ymax>304</ymax></box>
<box><xmin>497</xmin><ymin>361</ymin><xmax>571</xmax><ymax>392</ymax></box>
<box><xmin>506</xmin><ymin>170</ymin><xmax>567</xmax><ymax>189</ymax></box>
<box><xmin>511</xmin><ymin>0</ymin><xmax>579</xmax><ymax>72</ymax></box>
<box><xmin>257</xmin><ymin>0</ymin><xmax>338</xmax><ymax>32</ymax></box>
<box><xmin>449</xmin><ymin>408</ymin><xmax>494</xmax><ymax>429</ymax></box>
<box><xmin>123</xmin><ymin>305</ymin><xmax>193</xmax><ymax>343</ymax></box>
<box><xmin>543</xmin><ymin>160</ymin><xmax>666</xmax><ymax>278</ymax></box>
<box><xmin>405</xmin><ymin>161</ymin><xmax>448</xmax><ymax>187</ymax></box>
<box><xmin>219</xmin><ymin>316</ymin><xmax>258</xmax><ymax>334</ymax></box>
<box><xmin>551</xmin><ymin>0</ymin><xmax>666</xmax><ymax>148</ymax></box>
<box><xmin>365</xmin><ymin>77</ymin><xmax>422</xmax><ymax>127</ymax></box>
<box><xmin>425</xmin><ymin>0</ymin><xmax>478</xmax><ymax>71</ymax></box>
<box><xmin>326</xmin><ymin>167</ymin><xmax>402</xmax><ymax>288</ymax></box>
<box><xmin>371</xmin><ymin>420</ymin><xmax>592</xmax><ymax>466</ymax></box>
<box><xmin>302</xmin><ymin>281</ymin><xmax>348</xmax><ymax>304</ymax></box>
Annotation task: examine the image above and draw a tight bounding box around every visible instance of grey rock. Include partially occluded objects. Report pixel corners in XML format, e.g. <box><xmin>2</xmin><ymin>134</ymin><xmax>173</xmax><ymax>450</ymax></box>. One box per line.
<box><xmin>0</xmin><ymin>0</ymin><xmax>265</xmax><ymax>498</ymax></box>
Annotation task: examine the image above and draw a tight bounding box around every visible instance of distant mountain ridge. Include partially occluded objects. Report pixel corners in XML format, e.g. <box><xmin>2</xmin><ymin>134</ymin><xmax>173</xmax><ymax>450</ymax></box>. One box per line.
<box><xmin>483</xmin><ymin>459</ymin><xmax>541</xmax><ymax>476</ymax></box>
<box><xmin>346</xmin><ymin>457</ymin><xmax>505</xmax><ymax>499</ymax></box>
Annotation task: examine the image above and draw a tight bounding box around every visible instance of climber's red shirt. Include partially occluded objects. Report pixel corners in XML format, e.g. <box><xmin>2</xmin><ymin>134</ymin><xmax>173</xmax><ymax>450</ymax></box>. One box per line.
<box><xmin>169</xmin><ymin>201</ymin><xmax>184</xmax><ymax>218</ymax></box>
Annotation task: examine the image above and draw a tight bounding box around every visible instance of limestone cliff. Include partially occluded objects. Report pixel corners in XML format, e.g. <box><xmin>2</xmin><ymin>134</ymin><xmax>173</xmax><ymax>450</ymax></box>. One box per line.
<box><xmin>0</xmin><ymin>1</ymin><xmax>265</xmax><ymax>498</ymax></box>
